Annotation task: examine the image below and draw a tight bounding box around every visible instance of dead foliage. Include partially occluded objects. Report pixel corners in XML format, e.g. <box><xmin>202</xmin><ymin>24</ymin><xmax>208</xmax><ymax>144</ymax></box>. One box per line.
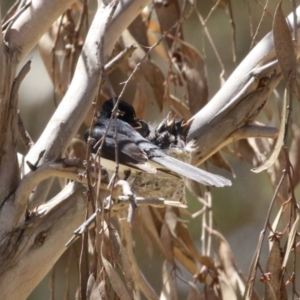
<box><xmin>2</xmin><ymin>0</ymin><xmax>300</xmax><ymax>299</ymax></box>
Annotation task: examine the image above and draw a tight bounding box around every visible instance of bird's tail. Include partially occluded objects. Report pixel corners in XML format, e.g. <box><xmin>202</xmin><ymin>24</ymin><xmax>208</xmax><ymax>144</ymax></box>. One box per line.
<box><xmin>150</xmin><ymin>154</ymin><xmax>231</xmax><ymax>187</ymax></box>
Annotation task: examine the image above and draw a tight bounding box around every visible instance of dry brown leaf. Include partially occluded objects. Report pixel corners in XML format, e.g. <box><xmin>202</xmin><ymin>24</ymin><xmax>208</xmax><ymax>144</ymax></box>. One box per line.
<box><xmin>147</xmin><ymin>17</ymin><xmax>161</xmax><ymax>33</ymax></box>
<box><xmin>112</xmin><ymin>227</ymin><xmax>136</xmax><ymax>296</ymax></box>
<box><xmin>176</xmin><ymin>221</ymin><xmax>217</xmax><ymax>274</ymax></box>
<box><xmin>128</xmin><ymin>14</ymin><xmax>149</xmax><ymax>48</ymax></box>
<box><xmin>38</xmin><ymin>7</ymin><xmax>84</xmax><ymax>99</ymax></box>
<box><xmin>60</xmin><ymin>53</ymin><xmax>74</xmax><ymax>96</ymax></box>
<box><xmin>102</xmin><ymin>222</ymin><xmax>121</xmax><ymax>263</ymax></box>
<box><xmin>199</xmin><ymin>290</ymin><xmax>220</xmax><ymax>300</ymax></box>
<box><xmin>282</xmin><ymin>212</ymin><xmax>299</xmax><ymax>268</ymax></box>
<box><xmin>140</xmin><ymin>61</ymin><xmax>165</xmax><ymax>111</ymax></box>
<box><xmin>154</xmin><ymin>0</ymin><xmax>182</xmax><ymax>48</ymax></box>
<box><xmin>186</xmin><ymin>282</ymin><xmax>202</xmax><ymax>300</ymax></box>
<box><xmin>2</xmin><ymin>1</ymin><xmax>20</xmax><ymax>24</ymax></box>
<box><xmin>218</xmin><ymin>270</ymin><xmax>238</xmax><ymax>300</ymax></box>
<box><xmin>167</xmin><ymin>93</ymin><xmax>190</xmax><ymax>117</ymax></box>
<box><xmin>38</xmin><ymin>32</ymin><xmax>63</xmax><ymax>96</ymax></box>
<box><xmin>280</xmin><ymin>280</ymin><xmax>288</xmax><ymax>300</ymax></box>
<box><xmin>161</xmin><ymin>208</ymin><xmax>178</xmax><ymax>265</ymax></box>
<box><xmin>66</xmin><ymin>138</ymin><xmax>86</xmax><ymax>159</ymax></box>
<box><xmin>97</xmin><ymin>281</ymin><xmax>107</xmax><ymax>300</ymax></box>
<box><xmin>132</xmin><ymin>76</ymin><xmax>149</xmax><ymax>119</ymax></box>
<box><xmin>266</xmin><ymin>152</ymin><xmax>289</xmax><ymax>204</ymax></box>
<box><xmin>231</xmin><ymin>138</ymin><xmax>265</xmax><ymax>167</ymax></box>
<box><xmin>207</xmin><ymin>227</ymin><xmax>245</xmax><ymax>297</ymax></box>
<box><xmin>263</xmin><ymin>98</ymin><xmax>274</xmax><ymax>121</ymax></box>
<box><xmin>137</xmin><ymin>207</ymin><xmax>166</xmax><ymax>256</ymax></box>
<box><xmin>293</xmin><ymin>60</ymin><xmax>300</xmax><ymax>102</ymax></box>
<box><xmin>101</xmin><ymin>245</ymin><xmax>132</xmax><ymax>300</ymax></box>
<box><xmin>273</xmin><ymin>1</ymin><xmax>296</xmax><ymax>83</ymax></box>
<box><xmin>165</xmin><ymin>207</ymin><xmax>178</xmax><ymax>233</ymax></box>
<box><xmin>217</xmin><ymin>233</ymin><xmax>237</xmax><ymax>276</ymax></box>
<box><xmin>264</xmin><ymin>240</ymin><xmax>282</xmax><ymax>300</ymax></box>
<box><xmin>185</xmin><ymin>178</ymin><xmax>203</xmax><ymax>200</ymax></box>
<box><xmin>178</xmin><ymin>39</ymin><xmax>209</xmax><ymax>114</ymax></box>
<box><xmin>86</xmin><ymin>274</ymin><xmax>96</xmax><ymax>300</ymax></box>
<box><xmin>252</xmin><ymin>88</ymin><xmax>287</xmax><ymax>173</ymax></box>
<box><xmin>161</xmin><ymin>209</ymin><xmax>215</xmax><ymax>281</ymax></box>
<box><xmin>269</xmin><ymin>205</ymin><xmax>283</xmax><ymax>250</ymax></box>
<box><xmin>71</xmin><ymin>1</ymin><xmax>83</xmax><ymax>11</ymax></box>
<box><xmin>160</xmin><ymin>221</ymin><xmax>175</xmax><ymax>266</ymax></box>
<box><xmin>118</xmin><ymin>33</ymin><xmax>165</xmax><ymax>112</ymax></box>
<box><xmin>209</xmin><ymin>152</ymin><xmax>235</xmax><ymax>176</ymax></box>
<box><xmin>211</xmin><ymin>0</ymin><xmax>230</xmax><ymax>9</ymax></box>
<box><xmin>289</xmin><ymin>124</ymin><xmax>300</xmax><ymax>186</ymax></box>
<box><xmin>249</xmin><ymin>135</ymin><xmax>272</xmax><ymax>155</ymax></box>
<box><xmin>119</xmin><ymin>215</ymin><xmax>159</xmax><ymax>300</ymax></box>
<box><xmin>89</xmin><ymin>280</ymin><xmax>106</xmax><ymax>300</ymax></box>
<box><xmin>145</xmin><ymin>18</ymin><xmax>168</xmax><ymax>59</ymax></box>
<box><xmin>244</xmin><ymin>233</ymin><xmax>264</xmax><ymax>300</ymax></box>
<box><xmin>160</xmin><ymin>261</ymin><xmax>178</xmax><ymax>300</ymax></box>
<box><xmin>173</xmin><ymin>246</ymin><xmax>198</xmax><ymax>275</ymax></box>
<box><xmin>273</xmin><ymin>0</ymin><xmax>300</xmax><ymax>118</ymax></box>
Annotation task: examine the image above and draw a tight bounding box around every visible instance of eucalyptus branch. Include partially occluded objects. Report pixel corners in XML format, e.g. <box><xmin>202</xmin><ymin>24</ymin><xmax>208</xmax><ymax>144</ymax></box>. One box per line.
<box><xmin>7</xmin><ymin>0</ymin><xmax>75</xmax><ymax>64</ymax></box>
<box><xmin>0</xmin><ymin>159</ymin><xmax>87</xmax><ymax>234</ymax></box>
<box><xmin>188</xmin><ymin>69</ymin><xmax>282</xmax><ymax>166</ymax></box>
<box><xmin>0</xmin><ymin>182</ymin><xmax>87</xmax><ymax>300</ymax></box>
<box><xmin>66</xmin><ymin>194</ymin><xmax>187</xmax><ymax>247</ymax></box>
<box><xmin>25</xmin><ymin>0</ymin><xmax>151</xmax><ymax>208</ymax></box>
<box><xmin>187</xmin><ymin>7</ymin><xmax>300</xmax><ymax>166</ymax></box>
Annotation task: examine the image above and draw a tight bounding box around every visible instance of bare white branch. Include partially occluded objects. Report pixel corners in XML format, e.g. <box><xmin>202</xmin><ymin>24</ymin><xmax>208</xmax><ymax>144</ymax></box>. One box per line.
<box><xmin>25</xmin><ymin>0</ymin><xmax>151</xmax><ymax>207</ymax></box>
<box><xmin>7</xmin><ymin>0</ymin><xmax>75</xmax><ymax>63</ymax></box>
<box><xmin>187</xmin><ymin>7</ymin><xmax>300</xmax><ymax>165</ymax></box>
<box><xmin>0</xmin><ymin>182</ymin><xmax>87</xmax><ymax>300</ymax></box>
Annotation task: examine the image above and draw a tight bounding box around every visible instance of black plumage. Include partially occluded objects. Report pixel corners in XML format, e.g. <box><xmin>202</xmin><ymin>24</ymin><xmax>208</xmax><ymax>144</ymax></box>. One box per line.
<box><xmin>84</xmin><ymin>99</ymin><xmax>231</xmax><ymax>187</ymax></box>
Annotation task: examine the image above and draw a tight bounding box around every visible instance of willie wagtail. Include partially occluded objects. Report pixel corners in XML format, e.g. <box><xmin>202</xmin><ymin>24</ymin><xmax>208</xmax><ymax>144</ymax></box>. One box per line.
<box><xmin>84</xmin><ymin>98</ymin><xmax>231</xmax><ymax>187</ymax></box>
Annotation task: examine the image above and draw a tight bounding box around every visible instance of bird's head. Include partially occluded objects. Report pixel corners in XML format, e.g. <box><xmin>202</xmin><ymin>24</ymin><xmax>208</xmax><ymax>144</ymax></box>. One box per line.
<box><xmin>101</xmin><ymin>98</ymin><xmax>137</xmax><ymax>124</ymax></box>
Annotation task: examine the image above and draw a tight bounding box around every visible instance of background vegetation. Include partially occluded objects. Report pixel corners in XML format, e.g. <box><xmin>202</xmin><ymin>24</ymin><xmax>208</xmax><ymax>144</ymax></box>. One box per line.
<box><xmin>0</xmin><ymin>0</ymin><xmax>299</xmax><ymax>299</ymax></box>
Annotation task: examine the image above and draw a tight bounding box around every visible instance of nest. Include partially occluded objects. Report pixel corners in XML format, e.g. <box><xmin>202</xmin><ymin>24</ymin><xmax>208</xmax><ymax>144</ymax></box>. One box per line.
<box><xmin>130</xmin><ymin>147</ymin><xmax>191</xmax><ymax>203</ymax></box>
<box><xmin>131</xmin><ymin>171</ymin><xmax>185</xmax><ymax>203</ymax></box>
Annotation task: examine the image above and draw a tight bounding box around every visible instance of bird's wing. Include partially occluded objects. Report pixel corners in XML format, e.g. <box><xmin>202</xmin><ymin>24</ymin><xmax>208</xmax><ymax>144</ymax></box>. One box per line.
<box><xmin>89</xmin><ymin>127</ymin><xmax>157</xmax><ymax>174</ymax></box>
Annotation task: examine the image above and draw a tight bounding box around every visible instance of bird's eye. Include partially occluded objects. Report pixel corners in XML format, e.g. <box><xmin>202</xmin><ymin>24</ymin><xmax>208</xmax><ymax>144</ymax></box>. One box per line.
<box><xmin>118</xmin><ymin>110</ymin><xmax>125</xmax><ymax>117</ymax></box>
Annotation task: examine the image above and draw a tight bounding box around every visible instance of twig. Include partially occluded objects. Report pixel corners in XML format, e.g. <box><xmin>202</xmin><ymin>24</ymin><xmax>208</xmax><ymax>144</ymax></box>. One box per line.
<box><xmin>86</xmin><ymin>45</ymin><xmax>136</xmax><ymax>189</ymax></box>
<box><xmin>119</xmin><ymin>211</ymin><xmax>159</xmax><ymax>299</ymax></box>
<box><xmin>231</xmin><ymin>124</ymin><xmax>278</xmax><ymax>140</ymax></box>
<box><xmin>51</xmin><ymin>12</ymin><xmax>65</xmax><ymax>106</ymax></box>
<box><xmin>49</xmin><ymin>264</ymin><xmax>56</xmax><ymax>300</ymax></box>
<box><xmin>2</xmin><ymin>1</ymin><xmax>31</xmax><ymax>30</ymax></box>
<box><xmin>250</xmin><ymin>0</ymin><xmax>269</xmax><ymax>49</ymax></box>
<box><xmin>25</xmin><ymin>0</ymin><xmax>151</xmax><ymax>207</ymax></box>
<box><xmin>70</xmin><ymin>4</ymin><xmax>88</xmax><ymax>87</ymax></box>
<box><xmin>26</xmin><ymin>150</ymin><xmax>45</xmax><ymax>171</ymax></box>
<box><xmin>18</xmin><ymin>111</ymin><xmax>34</xmax><ymax>149</ymax></box>
<box><xmin>66</xmin><ymin>208</ymin><xmax>101</xmax><ymax>247</ymax></box>
<box><xmin>1</xmin><ymin>0</ymin><xmax>21</xmax><ymax>25</ymax></box>
<box><xmin>13</xmin><ymin>158</ymin><xmax>99</xmax><ymax>224</ymax></box>
<box><xmin>65</xmin><ymin>195</ymin><xmax>187</xmax><ymax>247</ymax></box>
<box><xmin>117</xmin><ymin>1</ymin><xmax>194</xmax><ymax>100</ymax></box>
<box><xmin>104</xmin><ymin>44</ymin><xmax>137</xmax><ymax>74</ymax></box>
<box><xmin>196</xmin><ymin>6</ymin><xmax>227</xmax><ymax>80</ymax></box>
<box><xmin>227</xmin><ymin>0</ymin><xmax>237</xmax><ymax>64</ymax></box>
<box><xmin>87</xmin><ymin>0</ymin><xmax>120</xmax><ymax>212</ymax></box>
<box><xmin>10</xmin><ymin>59</ymin><xmax>32</xmax><ymax>108</ymax></box>
<box><xmin>244</xmin><ymin>173</ymin><xmax>286</xmax><ymax>299</ymax></box>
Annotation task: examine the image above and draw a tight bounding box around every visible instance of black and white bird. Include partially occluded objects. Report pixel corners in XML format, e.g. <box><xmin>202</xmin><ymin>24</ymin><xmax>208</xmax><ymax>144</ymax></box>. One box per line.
<box><xmin>84</xmin><ymin>98</ymin><xmax>231</xmax><ymax>187</ymax></box>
